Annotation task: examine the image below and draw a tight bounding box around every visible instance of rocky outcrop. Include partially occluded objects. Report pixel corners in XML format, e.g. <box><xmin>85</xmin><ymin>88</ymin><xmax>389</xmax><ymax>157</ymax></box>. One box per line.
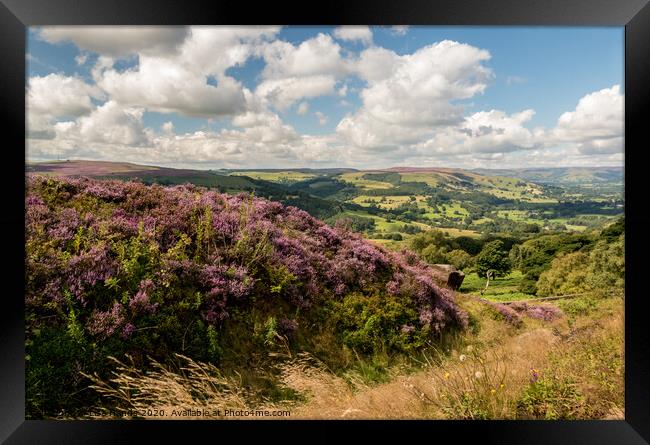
<box><xmin>431</xmin><ymin>264</ymin><xmax>465</xmax><ymax>290</ymax></box>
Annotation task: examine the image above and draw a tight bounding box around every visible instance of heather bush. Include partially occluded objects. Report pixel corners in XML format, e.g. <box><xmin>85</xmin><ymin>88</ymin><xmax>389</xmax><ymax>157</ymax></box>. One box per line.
<box><xmin>508</xmin><ymin>302</ymin><xmax>563</xmax><ymax>322</ymax></box>
<box><xmin>25</xmin><ymin>176</ymin><xmax>468</xmax><ymax>418</ymax></box>
<box><xmin>477</xmin><ymin>299</ymin><xmax>523</xmax><ymax>327</ymax></box>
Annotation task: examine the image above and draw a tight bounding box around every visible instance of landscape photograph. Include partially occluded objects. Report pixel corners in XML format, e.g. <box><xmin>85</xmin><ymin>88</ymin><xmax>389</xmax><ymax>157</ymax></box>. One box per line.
<box><xmin>25</xmin><ymin>25</ymin><xmax>624</xmax><ymax>420</ymax></box>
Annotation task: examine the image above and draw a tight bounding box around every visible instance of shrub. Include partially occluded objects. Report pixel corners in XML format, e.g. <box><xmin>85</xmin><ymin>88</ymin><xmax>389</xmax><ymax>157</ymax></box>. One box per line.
<box><xmin>25</xmin><ymin>175</ymin><xmax>469</xmax><ymax>418</ymax></box>
<box><xmin>517</xmin><ymin>374</ymin><xmax>586</xmax><ymax>420</ymax></box>
<box><xmin>508</xmin><ymin>302</ymin><xmax>563</xmax><ymax>321</ymax></box>
<box><xmin>447</xmin><ymin>249</ymin><xmax>474</xmax><ymax>271</ymax></box>
<box><xmin>536</xmin><ymin>235</ymin><xmax>624</xmax><ymax>298</ymax></box>
<box><xmin>333</xmin><ymin>292</ymin><xmax>427</xmax><ymax>354</ymax></box>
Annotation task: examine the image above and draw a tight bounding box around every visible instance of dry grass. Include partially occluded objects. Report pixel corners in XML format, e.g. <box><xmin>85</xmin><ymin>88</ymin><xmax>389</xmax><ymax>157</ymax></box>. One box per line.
<box><xmin>516</xmin><ymin>298</ymin><xmax>624</xmax><ymax>419</ymax></box>
<box><xmin>82</xmin><ymin>354</ymin><xmax>280</xmax><ymax>420</ymax></box>
<box><xmin>82</xmin><ymin>297</ymin><xmax>623</xmax><ymax>420</ymax></box>
<box><xmin>282</xmin><ymin>325</ymin><xmax>558</xmax><ymax>419</ymax></box>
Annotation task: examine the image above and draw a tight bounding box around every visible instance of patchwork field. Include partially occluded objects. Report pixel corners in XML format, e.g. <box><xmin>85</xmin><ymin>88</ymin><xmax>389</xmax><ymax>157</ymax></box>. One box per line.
<box><xmin>230</xmin><ymin>170</ymin><xmax>318</xmax><ymax>183</ymax></box>
<box><xmin>27</xmin><ymin>160</ymin><xmax>623</xmax><ymax>250</ymax></box>
<box><xmin>339</xmin><ymin>172</ymin><xmax>395</xmax><ymax>190</ymax></box>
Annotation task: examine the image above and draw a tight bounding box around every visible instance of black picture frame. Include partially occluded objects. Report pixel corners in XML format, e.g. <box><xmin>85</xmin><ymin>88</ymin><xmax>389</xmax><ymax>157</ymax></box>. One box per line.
<box><xmin>2</xmin><ymin>0</ymin><xmax>649</xmax><ymax>443</ymax></box>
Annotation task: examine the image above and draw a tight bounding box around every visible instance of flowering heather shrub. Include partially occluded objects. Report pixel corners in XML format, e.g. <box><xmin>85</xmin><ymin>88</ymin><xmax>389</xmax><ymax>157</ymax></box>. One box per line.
<box><xmin>509</xmin><ymin>302</ymin><xmax>563</xmax><ymax>322</ymax></box>
<box><xmin>25</xmin><ymin>175</ymin><xmax>468</xmax><ymax>416</ymax></box>
<box><xmin>87</xmin><ymin>302</ymin><xmax>126</xmax><ymax>339</ymax></box>
<box><xmin>477</xmin><ymin>298</ymin><xmax>523</xmax><ymax>327</ymax></box>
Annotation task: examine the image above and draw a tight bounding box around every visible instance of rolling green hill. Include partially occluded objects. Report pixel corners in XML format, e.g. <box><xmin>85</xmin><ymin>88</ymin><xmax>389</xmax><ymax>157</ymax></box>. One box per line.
<box><xmin>27</xmin><ymin>160</ymin><xmax>623</xmax><ymax>246</ymax></box>
<box><xmin>472</xmin><ymin>166</ymin><xmax>623</xmax><ymax>185</ymax></box>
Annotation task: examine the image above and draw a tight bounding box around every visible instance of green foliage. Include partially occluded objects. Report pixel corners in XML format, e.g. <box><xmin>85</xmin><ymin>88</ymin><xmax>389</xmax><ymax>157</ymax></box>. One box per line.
<box><xmin>268</xmin><ymin>264</ymin><xmax>296</xmax><ymax>295</ymax></box>
<box><xmin>26</xmin><ymin>326</ymin><xmax>94</xmax><ymax>419</ymax></box>
<box><xmin>64</xmin><ymin>290</ymin><xmax>85</xmax><ymax>345</ymax></box>
<box><xmin>517</xmin><ymin>375</ymin><xmax>585</xmax><ymax>420</ymax></box>
<box><xmin>195</xmin><ymin>205</ymin><xmax>214</xmax><ymax>259</ymax></box>
<box><xmin>535</xmin><ymin>252</ymin><xmax>590</xmax><ymax>297</ymax></box>
<box><xmin>509</xmin><ymin>233</ymin><xmax>594</xmax><ymax>290</ymax></box>
<box><xmin>410</xmin><ymin>230</ymin><xmax>450</xmax><ymax>253</ymax></box>
<box><xmin>361</xmin><ymin>172</ymin><xmax>402</xmax><ymax>185</ymax></box>
<box><xmin>447</xmin><ymin>249</ymin><xmax>474</xmax><ymax>271</ymax></box>
<box><xmin>453</xmin><ymin>236</ymin><xmax>483</xmax><ymax>255</ymax></box>
<box><xmin>334</xmin><ymin>292</ymin><xmax>426</xmax><ymax>354</ymax></box>
<box><xmin>600</xmin><ymin>216</ymin><xmax>624</xmax><ymax>242</ymax></box>
<box><xmin>112</xmin><ymin>227</ymin><xmax>161</xmax><ymax>290</ymax></box>
<box><xmin>206</xmin><ymin>325</ymin><xmax>223</xmax><ymax>361</ymax></box>
<box><xmin>410</xmin><ymin>230</ymin><xmax>482</xmax><ymax>267</ymax></box>
<box><xmin>475</xmin><ymin>240</ymin><xmax>511</xmax><ymax>279</ymax></box>
<box><xmin>251</xmin><ymin>316</ymin><xmax>283</xmax><ymax>348</ymax></box>
<box><xmin>557</xmin><ymin>297</ymin><xmax>598</xmax><ymax>319</ymax></box>
<box><xmin>517</xmin><ymin>279</ymin><xmax>538</xmax><ymax>295</ymax></box>
<box><xmin>536</xmin><ymin>234</ymin><xmax>624</xmax><ymax>298</ymax></box>
<box><xmin>421</xmin><ymin>244</ymin><xmax>449</xmax><ymax>264</ymax></box>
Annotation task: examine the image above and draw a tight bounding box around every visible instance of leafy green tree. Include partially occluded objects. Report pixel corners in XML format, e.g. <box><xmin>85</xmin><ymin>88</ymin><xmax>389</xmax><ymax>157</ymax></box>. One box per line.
<box><xmin>475</xmin><ymin>240</ymin><xmax>511</xmax><ymax>279</ymax></box>
<box><xmin>537</xmin><ymin>234</ymin><xmax>624</xmax><ymax>298</ymax></box>
<box><xmin>421</xmin><ymin>244</ymin><xmax>448</xmax><ymax>264</ymax></box>
<box><xmin>409</xmin><ymin>229</ymin><xmax>450</xmax><ymax>253</ymax></box>
<box><xmin>536</xmin><ymin>251</ymin><xmax>590</xmax><ymax>297</ymax></box>
<box><xmin>447</xmin><ymin>249</ymin><xmax>474</xmax><ymax>271</ymax></box>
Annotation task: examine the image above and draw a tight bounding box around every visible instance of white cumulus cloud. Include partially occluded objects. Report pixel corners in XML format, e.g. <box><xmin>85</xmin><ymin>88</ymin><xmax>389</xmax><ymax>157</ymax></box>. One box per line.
<box><xmin>333</xmin><ymin>26</ymin><xmax>373</xmax><ymax>45</ymax></box>
<box><xmin>551</xmin><ymin>84</ymin><xmax>624</xmax><ymax>154</ymax></box>
<box><xmin>38</xmin><ymin>26</ymin><xmax>190</xmax><ymax>58</ymax></box>
<box><xmin>27</xmin><ymin>74</ymin><xmax>102</xmax><ymax>117</ymax></box>
<box><xmin>255</xmin><ymin>76</ymin><xmax>337</xmax><ymax>111</ymax></box>
<box><xmin>89</xmin><ymin>26</ymin><xmax>281</xmax><ymax>118</ymax></box>
<box><xmin>338</xmin><ymin>40</ymin><xmax>493</xmax><ymax>149</ymax></box>
<box><xmin>255</xmin><ymin>33</ymin><xmax>350</xmax><ymax>109</ymax></box>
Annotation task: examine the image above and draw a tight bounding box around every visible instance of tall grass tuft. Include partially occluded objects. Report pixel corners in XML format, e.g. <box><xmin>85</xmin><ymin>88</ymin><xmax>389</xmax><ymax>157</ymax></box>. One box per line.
<box><xmin>82</xmin><ymin>354</ymin><xmax>274</xmax><ymax>419</ymax></box>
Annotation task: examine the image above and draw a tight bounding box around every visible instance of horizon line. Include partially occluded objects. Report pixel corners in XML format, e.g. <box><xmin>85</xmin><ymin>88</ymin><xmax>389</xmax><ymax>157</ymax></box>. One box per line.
<box><xmin>24</xmin><ymin>158</ymin><xmax>624</xmax><ymax>171</ymax></box>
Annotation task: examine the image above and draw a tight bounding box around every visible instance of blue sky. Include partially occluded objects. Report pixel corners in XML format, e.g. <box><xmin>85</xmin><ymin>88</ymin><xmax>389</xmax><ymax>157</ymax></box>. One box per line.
<box><xmin>26</xmin><ymin>26</ymin><xmax>624</xmax><ymax>169</ymax></box>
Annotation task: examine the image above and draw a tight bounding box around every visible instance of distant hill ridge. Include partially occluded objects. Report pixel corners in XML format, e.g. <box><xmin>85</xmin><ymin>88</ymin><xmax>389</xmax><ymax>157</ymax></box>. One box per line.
<box><xmin>28</xmin><ymin>160</ymin><xmax>621</xmax><ymax>179</ymax></box>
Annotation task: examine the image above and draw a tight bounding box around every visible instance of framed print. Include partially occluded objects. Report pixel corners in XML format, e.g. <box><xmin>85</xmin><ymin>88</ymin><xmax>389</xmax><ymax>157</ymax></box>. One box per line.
<box><xmin>2</xmin><ymin>0</ymin><xmax>649</xmax><ymax>442</ymax></box>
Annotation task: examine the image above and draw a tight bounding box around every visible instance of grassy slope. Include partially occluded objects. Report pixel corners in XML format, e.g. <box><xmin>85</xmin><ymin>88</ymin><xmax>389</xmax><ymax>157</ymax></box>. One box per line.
<box><xmin>86</xmin><ymin>294</ymin><xmax>623</xmax><ymax>420</ymax></box>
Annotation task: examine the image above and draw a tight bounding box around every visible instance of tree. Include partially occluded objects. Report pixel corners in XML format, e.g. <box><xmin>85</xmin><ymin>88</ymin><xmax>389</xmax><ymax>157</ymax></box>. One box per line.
<box><xmin>475</xmin><ymin>240</ymin><xmax>511</xmax><ymax>280</ymax></box>
<box><xmin>409</xmin><ymin>229</ymin><xmax>448</xmax><ymax>253</ymax></box>
<box><xmin>447</xmin><ymin>249</ymin><xmax>474</xmax><ymax>271</ymax></box>
<box><xmin>421</xmin><ymin>244</ymin><xmax>448</xmax><ymax>264</ymax></box>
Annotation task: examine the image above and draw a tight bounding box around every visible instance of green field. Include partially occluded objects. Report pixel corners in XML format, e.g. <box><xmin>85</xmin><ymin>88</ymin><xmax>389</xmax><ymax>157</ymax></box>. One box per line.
<box><xmin>459</xmin><ymin>271</ymin><xmax>535</xmax><ymax>302</ymax></box>
<box><xmin>339</xmin><ymin>172</ymin><xmax>394</xmax><ymax>190</ymax></box>
<box><xmin>29</xmin><ymin>161</ymin><xmax>623</xmax><ymax>247</ymax></box>
<box><xmin>495</xmin><ymin>210</ymin><xmax>532</xmax><ymax>222</ymax></box>
<box><xmin>230</xmin><ymin>171</ymin><xmax>317</xmax><ymax>183</ymax></box>
<box><xmin>352</xmin><ymin>195</ymin><xmax>423</xmax><ymax>209</ymax></box>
